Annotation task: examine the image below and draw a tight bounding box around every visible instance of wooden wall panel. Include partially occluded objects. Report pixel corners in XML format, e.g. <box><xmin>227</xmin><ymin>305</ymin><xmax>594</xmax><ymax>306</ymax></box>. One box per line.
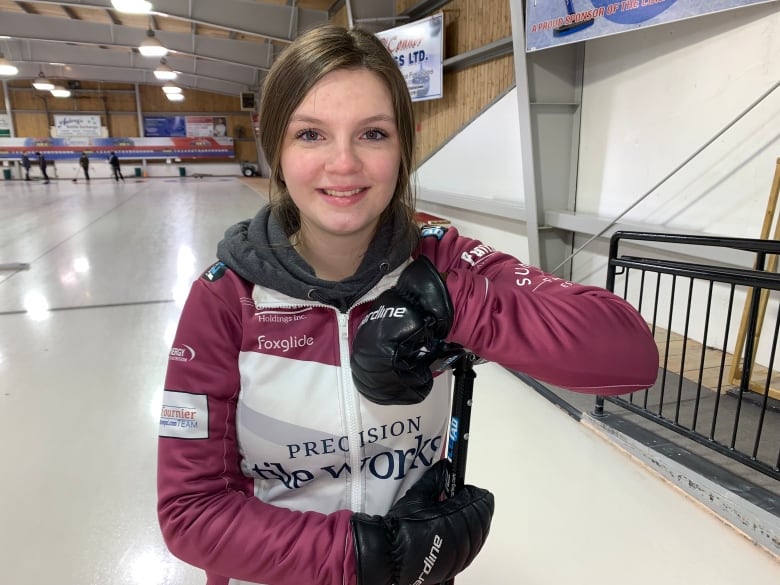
<box><xmin>413</xmin><ymin>54</ymin><xmax>514</xmax><ymax>163</ymax></box>
<box><xmin>12</xmin><ymin>112</ymin><xmax>50</xmax><ymax>138</ymax></box>
<box><xmin>235</xmin><ymin>141</ymin><xmax>257</xmax><ymax>162</ymax></box>
<box><xmin>108</xmin><ymin>114</ymin><xmax>139</xmax><ymax>138</ymax></box>
<box><xmin>139</xmin><ymin>85</ymin><xmax>238</xmax><ymax>113</ymax></box>
<box><xmin>330</xmin><ymin>5</ymin><xmax>349</xmax><ymax>28</ymax></box>
<box><xmin>394</xmin><ymin>0</ymin><xmax>516</xmax><ymax>163</ymax></box>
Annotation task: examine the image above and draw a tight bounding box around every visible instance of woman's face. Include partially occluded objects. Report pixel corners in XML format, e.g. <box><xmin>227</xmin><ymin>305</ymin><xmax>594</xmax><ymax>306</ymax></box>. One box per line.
<box><xmin>280</xmin><ymin>67</ymin><xmax>400</xmax><ymax>246</ymax></box>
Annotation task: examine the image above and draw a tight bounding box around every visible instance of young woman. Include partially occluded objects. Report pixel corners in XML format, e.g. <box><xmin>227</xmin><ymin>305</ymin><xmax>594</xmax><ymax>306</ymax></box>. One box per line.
<box><xmin>157</xmin><ymin>24</ymin><xmax>659</xmax><ymax>585</ymax></box>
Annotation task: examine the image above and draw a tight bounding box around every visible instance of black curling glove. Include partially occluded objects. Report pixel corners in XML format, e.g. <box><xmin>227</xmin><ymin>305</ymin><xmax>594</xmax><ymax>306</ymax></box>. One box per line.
<box><xmin>351</xmin><ymin>256</ymin><xmax>454</xmax><ymax>404</ymax></box>
<box><xmin>351</xmin><ymin>460</ymin><xmax>494</xmax><ymax>585</ymax></box>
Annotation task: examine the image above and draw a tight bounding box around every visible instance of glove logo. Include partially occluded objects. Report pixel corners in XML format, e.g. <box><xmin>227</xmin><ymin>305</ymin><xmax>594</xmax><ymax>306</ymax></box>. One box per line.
<box><xmin>359</xmin><ymin>304</ymin><xmax>407</xmax><ymax>327</ymax></box>
<box><xmin>412</xmin><ymin>534</ymin><xmax>443</xmax><ymax>585</ymax></box>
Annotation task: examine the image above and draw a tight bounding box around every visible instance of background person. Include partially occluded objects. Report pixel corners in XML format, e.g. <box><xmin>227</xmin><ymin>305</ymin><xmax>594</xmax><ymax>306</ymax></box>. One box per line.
<box><xmin>79</xmin><ymin>152</ymin><xmax>90</xmax><ymax>181</ymax></box>
<box><xmin>108</xmin><ymin>151</ymin><xmax>124</xmax><ymax>182</ymax></box>
<box><xmin>157</xmin><ymin>24</ymin><xmax>659</xmax><ymax>585</ymax></box>
<box><xmin>36</xmin><ymin>152</ymin><xmax>49</xmax><ymax>184</ymax></box>
<box><xmin>20</xmin><ymin>152</ymin><xmax>31</xmax><ymax>181</ymax></box>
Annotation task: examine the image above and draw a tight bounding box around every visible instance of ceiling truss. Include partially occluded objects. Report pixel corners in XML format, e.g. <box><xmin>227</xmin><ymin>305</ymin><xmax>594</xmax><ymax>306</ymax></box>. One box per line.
<box><xmin>0</xmin><ymin>0</ymin><xmax>401</xmax><ymax>96</ymax></box>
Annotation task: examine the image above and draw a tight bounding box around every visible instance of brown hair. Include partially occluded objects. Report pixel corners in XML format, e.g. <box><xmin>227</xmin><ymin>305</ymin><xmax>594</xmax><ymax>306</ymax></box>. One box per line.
<box><xmin>258</xmin><ymin>24</ymin><xmax>417</xmax><ymax>246</ymax></box>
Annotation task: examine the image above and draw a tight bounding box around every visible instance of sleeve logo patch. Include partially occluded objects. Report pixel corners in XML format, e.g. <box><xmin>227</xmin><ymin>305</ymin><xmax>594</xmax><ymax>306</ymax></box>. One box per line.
<box><xmin>169</xmin><ymin>344</ymin><xmax>196</xmax><ymax>362</ymax></box>
<box><xmin>421</xmin><ymin>225</ymin><xmax>447</xmax><ymax>240</ymax></box>
<box><xmin>159</xmin><ymin>390</ymin><xmax>209</xmax><ymax>439</ymax></box>
<box><xmin>202</xmin><ymin>261</ymin><xmax>227</xmax><ymax>281</ymax></box>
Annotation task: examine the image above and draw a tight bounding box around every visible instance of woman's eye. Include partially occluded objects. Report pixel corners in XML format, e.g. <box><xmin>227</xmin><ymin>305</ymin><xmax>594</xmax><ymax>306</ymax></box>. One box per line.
<box><xmin>363</xmin><ymin>128</ymin><xmax>388</xmax><ymax>140</ymax></box>
<box><xmin>296</xmin><ymin>129</ymin><xmax>321</xmax><ymax>141</ymax></box>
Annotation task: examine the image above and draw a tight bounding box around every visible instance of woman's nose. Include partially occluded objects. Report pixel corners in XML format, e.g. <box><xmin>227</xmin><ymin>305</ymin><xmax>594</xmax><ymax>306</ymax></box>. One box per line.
<box><xmin>324</xmin><ymin>140</ymin><xmax>362</xmax><ymax>174</ymax></box>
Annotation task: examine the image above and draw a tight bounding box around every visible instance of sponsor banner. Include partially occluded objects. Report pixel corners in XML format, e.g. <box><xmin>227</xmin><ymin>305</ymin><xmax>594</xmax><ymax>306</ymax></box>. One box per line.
<box><xmin>375</xmin><ymin>13</ymin><xmax>444</xmax><ymax>102</ymax></box>
<box><xmin>251</xmin><ymin>113</ymin><xmax>260</xmax><ymax>139</ymax></box>
<box><xmin>0</xmin><ymin>114</ymin><xmax>10</xmax><ymax>137</ymax></box>
<box><xmin>186</xmin><ymin>115</ymin><xmax>215</xmax><ymax>137</ymax></box>
<box><xmin>144</xmin><ymin>116</ymin><xmax>227</xmax><ymax>138</ymax></box>
<box><xmin>144</xmin><ymin>116</ymin><xmax>186</xmax><ymax>137</ymax></box>
<box><xmin>53</xmin><ymin>114</ymin><xmax>102</xmax><ymax>137</ymax></box>
<box><xmin>144</xmin><ymin>115</ymin><xmax>228</xmax><ymax>137</ymax></box>
<box><xmin>0</xmin><ymin>136</ymin><xmax>235</xmax><ymax>160</ymax></box>
<box><xmin>526</xmin><ymin>0</ymin><xmax>778</xmax><ymax>52</ymax></box>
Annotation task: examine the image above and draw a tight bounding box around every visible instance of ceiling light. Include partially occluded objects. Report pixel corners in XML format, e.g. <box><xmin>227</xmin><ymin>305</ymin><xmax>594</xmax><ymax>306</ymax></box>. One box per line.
<box><xmin>0</xmin><ymin>53</ymin><xmax>19</xmax><ymax>76</ymax></box>
<box><xmin>161</xmin><ymin>83</ymin><xmax>181</xmax><ymax>94</ymax></box>
<box><xmin>32</xmin><ymin>71</ymin><xmax>54</xmax><ymax>91</ymax></box>
<box><xmin>154</xmin><ymin>59</ymin><xmax>177</xmax><ymax>80</ymax></box>
<box><xmin>50</xmin><ymin>85</ymin><xmax>72</xmax><ymax>98</ymax></box>
<box><xmin>111</xmin><ymin>0</ymin><xmax>152</xmax><ymax>14</ymax></box>
<box><xmin>139</xmin><ymin>28</ymin><xmax>167</xmax><ymax>57</ymax></box>
<box><xmin>166</xmin><ymin>93</ymin><xmax>185</xmax><ymax>102</ymax></box>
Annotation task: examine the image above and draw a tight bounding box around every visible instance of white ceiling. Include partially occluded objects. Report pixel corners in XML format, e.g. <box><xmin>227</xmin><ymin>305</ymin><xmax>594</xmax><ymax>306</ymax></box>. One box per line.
<box><xmin>0</xmin><ymin>0</ymin><xmax>404</xmax><ymax>95</ymax></box>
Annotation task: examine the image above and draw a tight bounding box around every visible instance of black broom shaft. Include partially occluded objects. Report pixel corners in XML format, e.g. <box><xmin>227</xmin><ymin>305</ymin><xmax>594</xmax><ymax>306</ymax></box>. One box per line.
<box><xmin>446</xmin><ymin>355</ymin><xmax>476</xmax><ymax>496</ymax></box>
<box><xmin>443</xmin><ymin>353</ymin><xmax>476</xmax><ymax>585</ymax></box>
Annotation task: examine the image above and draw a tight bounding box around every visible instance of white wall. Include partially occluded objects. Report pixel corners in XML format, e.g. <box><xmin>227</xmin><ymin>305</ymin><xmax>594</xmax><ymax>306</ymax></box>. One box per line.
<box><xmin>415</xmin><ymin>88</ymin><xmax>525</xmax><ymax>204</ymax></box>
<box><xmin>578</xmin><ymin>2</ymin><xmax>780</xmax><ymax>238</ymax></box>
<box><xmin>415</xmin><ymin>2</ymin><xmax>780</xmax><ymax>366</ymax></box>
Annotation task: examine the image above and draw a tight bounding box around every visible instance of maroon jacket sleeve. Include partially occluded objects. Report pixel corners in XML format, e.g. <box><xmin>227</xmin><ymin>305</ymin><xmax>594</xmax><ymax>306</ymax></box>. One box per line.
<box><xmin>419</xmin><ymin>228</ymin><xmax>659</xmax><ymax>395</ymax></box>
<box><xmin>157</xmin><ymin>274</ymin><xmax>356</xmax><ymax>585</ymax></box>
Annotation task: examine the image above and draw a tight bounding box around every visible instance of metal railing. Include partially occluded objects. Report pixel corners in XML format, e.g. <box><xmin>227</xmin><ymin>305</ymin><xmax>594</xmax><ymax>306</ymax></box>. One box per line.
<box><xmin>597</xmin><ymin>231</ymin><xmax>780</xmax><ymax>480</ymax></box>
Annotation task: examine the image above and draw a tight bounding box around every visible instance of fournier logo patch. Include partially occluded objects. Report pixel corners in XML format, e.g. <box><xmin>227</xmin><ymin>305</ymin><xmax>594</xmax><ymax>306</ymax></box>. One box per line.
<box><xmin>159</xmin><ymin>390</ymin><xmax>208</xmax><ymax>439</ymax></box>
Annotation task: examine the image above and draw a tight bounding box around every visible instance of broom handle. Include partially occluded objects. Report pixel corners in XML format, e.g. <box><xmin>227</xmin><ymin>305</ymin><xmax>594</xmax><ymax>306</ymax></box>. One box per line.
<box><xmin>443</xmin><ymin>350</ymin><xmax>477</xmax><ymax>585</ymax></box>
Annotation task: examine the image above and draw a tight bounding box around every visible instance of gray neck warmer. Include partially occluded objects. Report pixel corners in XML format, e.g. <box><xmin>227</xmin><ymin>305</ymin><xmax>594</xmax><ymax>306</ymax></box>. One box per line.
<box><xmin>216</xmin><ymin>205</ymin><xmax>416</xmax><ymax>312</ymax></box>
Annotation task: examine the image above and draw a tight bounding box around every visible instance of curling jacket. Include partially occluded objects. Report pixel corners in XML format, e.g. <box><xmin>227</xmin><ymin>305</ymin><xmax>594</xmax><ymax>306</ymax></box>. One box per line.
<box><xmin>157</xmin><ymin>206</ymin><xmax>659</xmax><ymax>585</ymax></box>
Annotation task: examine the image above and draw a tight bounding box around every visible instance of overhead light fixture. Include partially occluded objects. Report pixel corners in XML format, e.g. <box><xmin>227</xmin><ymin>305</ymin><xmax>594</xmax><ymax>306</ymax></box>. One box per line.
<box><xmin>161</xmin><ymin>83</ymin><xmax>181</xmax><ymax>94</ymax></box>
<box><xmin>32</xmin><ymin>71</ymin><xmax>54</xmax><ymax>91</ymax></box>
<box><xmin>154</xmin><ymin>59</ymin><xmax>177</xmax><ymax>80</ymax></box>
<box><xmin>166</xmin><ymin>93</ymin><xmax>185</xmax><ymax>102</ymax></box>
<box><xmin>138</xmin><ymin>28</ymin><xmax>168</xmax><ymax>57</ymax></box>
<box><xmin>50</xmin><ymin>85</ymin><xmax>72</xmax><ymax>98</ymax></box>
<box><xmin>0</xmin><ymin>53</ymin><xmax>19</xmax><ymax>76</ymax></box>
<box><xmin>111</xmin><ymin>0</ymin><xmax>152</xmax><ymax>14</ymax></box>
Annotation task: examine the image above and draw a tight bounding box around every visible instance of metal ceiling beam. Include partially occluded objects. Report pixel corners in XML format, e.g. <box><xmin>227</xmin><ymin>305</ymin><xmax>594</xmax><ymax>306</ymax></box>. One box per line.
<box><xmin>16</xmin><ymin>43</ymin><xmax>256</xmax><ymax>81</ymax></box>
<box><xmin>0</xmin><ymin>13</ymin><xmax>274</xmax><ymax>70</ymax></box>
<box><xmin>9</xmin><ymin>61</ymin><xmax>248</xmax><ymax>95</ymax></box>
<box><xmin>399</xmin><ymin>0</ymin><xmax>452</xmax><ymax>21</ymax></box>
<box><xmin>13</xmin><ymin>0</ymin><xmax>330</xmax><ymax>42</ymax></box>
<box><xmin>0</xmin><ymin>1</ymin><xmax>395</xmax><ymax>95</ymax></box>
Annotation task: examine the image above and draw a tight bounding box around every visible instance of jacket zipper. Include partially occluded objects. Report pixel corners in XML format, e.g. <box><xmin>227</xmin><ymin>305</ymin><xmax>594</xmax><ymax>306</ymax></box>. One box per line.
<box><xmin>250</xmin><ymin>295</ymin><xmax>374</xmax><ymax>512</ymax></box>
<box><xmin>338</xmin><ymin>311</ymin><xmax>366</xmax><ymax>512</ymax></box>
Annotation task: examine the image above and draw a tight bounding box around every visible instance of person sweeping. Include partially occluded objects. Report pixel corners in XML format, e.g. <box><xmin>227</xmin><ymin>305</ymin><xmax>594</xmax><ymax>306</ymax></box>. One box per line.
<box><xmin>78</xmin><ymin>152</ymin><xmax>90</xmax><ymax>182</ymax></box>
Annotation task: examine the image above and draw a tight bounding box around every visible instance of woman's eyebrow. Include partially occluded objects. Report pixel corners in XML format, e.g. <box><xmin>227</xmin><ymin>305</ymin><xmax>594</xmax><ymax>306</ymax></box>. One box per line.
<box><xmin>289</xmin><ymin>114</ymin><xmax>396</xmax><ymax>125</ymax></box>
